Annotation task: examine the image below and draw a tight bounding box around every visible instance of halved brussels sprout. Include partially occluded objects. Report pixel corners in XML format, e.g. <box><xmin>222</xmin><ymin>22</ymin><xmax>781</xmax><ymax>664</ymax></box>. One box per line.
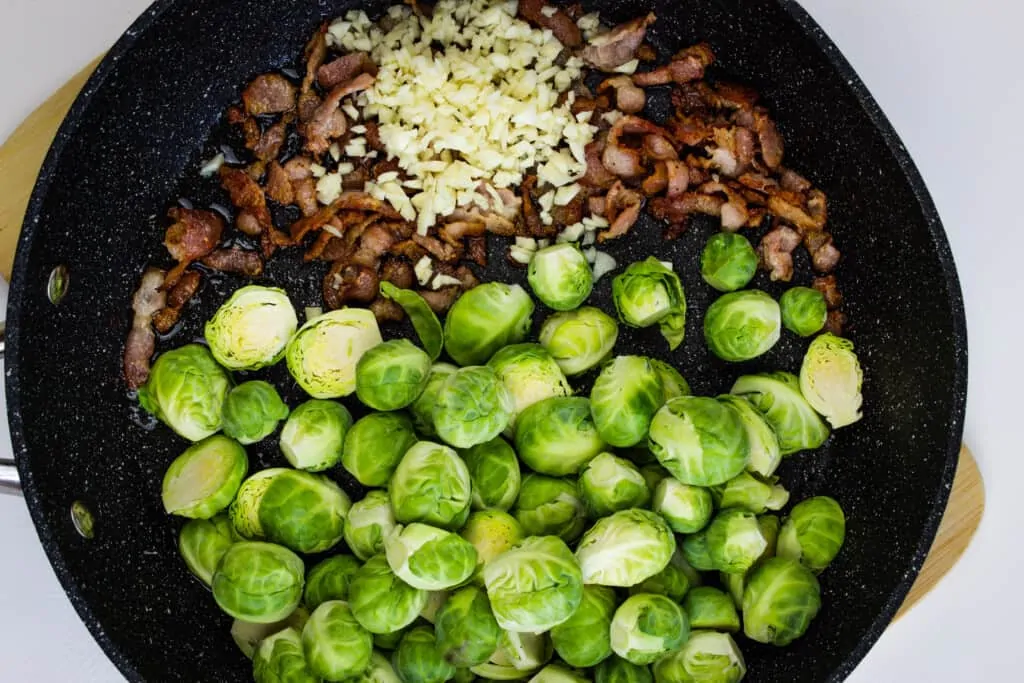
<box><xmin>706</xmin><ymin>509</ymin><xmax>768</xmax><ymax>575</ymax></box>
<box><xmin>550</xmin><ymin>584</ymin><xmax>617</xmax><ymax>668</ymax></box>
<box><xmin>742</xmin><ymin>557</ymin><xmax>821</xmax><ymax>646</ymax></box>
<box><xmin>731</xmin><ymin>372</ymin><xmax>829</xmax><ymax>455</ymax></box>
<box><xmin>652</xmin><ymin>479</ymin><xmax>713</xmax><ymax>534</ymax></box>
<box><xmin>777</xmin><ymin>496</ymin><xmax>846</xmax><ymax>573</ymax></box>
<box><xmin>138</xmin><ymin>344</ymin><xmax>231</xmax><ymax>442</ymax></box>
<box><xmin>712</xmin><ymin>471</ymin><xmax>789</xmax><ymax>514</ymax></box>
<box><xmin>528</xmin><ymin>243</ymin><xmax>594</xmax><ymax>311</ymax></box>
<box><xmin>410</xmin><ymin>363</ymin><xmax>458</xmax><ymax>436</ymax></box>
<box><xmin>444</xmin><ymin>283</ymin><xmax>534</xmax><ymax>366</ymax></box>
<box><xmin>349</xmin><ymin>555</ymin><xmax>429</xmax><ymax>635</ymax></box>
<box><xmin>380</xmin><ymin>282</ymin><xmax>443</xmax><ymax>360</ymax></box>
<box><xmin>651</xmin><ymin>631</ymin><xmax>745</xmax><ymax>683</ymax></box>
<box><xmin>530</xmin><ymin>663</ymin><xmax>592</xmax><ymax>683</ymax></box>
<box><xmin>596</xmin><ymin>656</ymin><xmax>652</xmax><ymax>683</ymax></box>
<box><xmin>515</xmin><ymin>397</ymin><xmax>607</xmax><ymax>476</ymax></box>
<box><xmin>575</xmin><ymin>509</ymin><xmax>675</xmax><ymax>587</ymax></box>
<box><xmin>651</xmin><ymin>360</ymin><xmax>690</xmax><ymax>402</ymax></box>
<box><xmin>539</xmin><ymin>307</ymin><xmax>619</xmax><ymax>377</ymax></box>
<box><xmin>487</xmin><ymin>344</ymin><xmax>572</xmax><ymax>431</ymax></box>
<box><xmin>780</xmin><ymin>287</ymin><xmax>827</xmax><ymax>337</ymax></box>
<box><xmin>628</xmin><ymin>561</ymin><xmax>691</xmax><ymax>603</ymax></box>
<box><xmin>461</xmin><ymin>510</ymin><xmax>525</xmax><ymax>584</ymax></box>
<box><xmin>212</xmin><ymin>541</ymin><xmax>304</xmax><ymax>623</ymax></box>
<box><xmin>471</xmin><ymin>630</ymin><xmax>552</xmax><ymax>680</ymax></box>
<box><xmin>178</xmin><ymin>513</ymin><xmax>237</xmax><ymax>586</ymax></box>
<box><xmin>356</xmin><ymin>339</ymin><xmax>432</xmax><ymax>411</ymax></box>
<box><xmin>461</xmin><ymin>437</ymin><xmax>522</xmax><ymax>511</ymax></box>
<box><xmin>514</xmin><ymin>474</ymin><xmax>587</xmax><ymax>543</ymax></box>
<box><xmin>205</xmin><ymin>285</ymin><xmax>298</xmax><ymax>371</ymax></box>
<box><xmin>222</xmin><ymin>381</ymin><xmax>289</xmax><ymax>445</ymax></box>
<box><xmin>639</xmin><ymin>463</ymin><xmax>671</xmax><ymax>493</ymax></box>
<box><xmin>302</xmin><ymin>601</ymin><xmax>373</xmax><ymax>681</ymax></box>
<box><xmin>683</xmin><ymin>587</ymin><xmax>740</xmax><ymax>633</ymax></box>
<box><xmin>716</xmin><ymin>395</ymin><xmax>782</xmax><ymax>478</ymax></box>
<box><xmin>435</xmin><ymin>585</ymin><xmax>502</xmax><ymax>667</ymax></box>
<box><xmin>700</xmin><ymin>232</ymin><xmax>758</xmax><ymax>293</ymax></box>
<box><xmin>162</xmin><ymin>434</ymin><xmax>248</xmax><ymax>519</ymax></box>
<box><xmin>390</xmin><ymin>441</ymin><xmax>472</xmax><ymax>530</ymax></box>
<box><xmin>286</xmin><ymin>308</ymin><xmax>383</xmax><ymax>399</ymax></box>
<box><xmin>680</xmin><ymin>532</ymin><xmax>715</xmax><ymax>572</ymax></box>
<box><xmin>385</xmin><ymin>523</ymin><xmax>477</xmax><ymax>590</ymax></box>
<box><xmin>579</xmin><ymin>453</ymin><xmax>651</xmax><ymax>518</ymax></box>
<box><xmin>703</xmin><ymin>290</ymin><xmax>781</xmax><ymax>362</ymax></box>
<box><xmin>253</xmin><ymin>627</ymin><xmax>318</xmax><ymax>683</ymax></box>
<box><xmin>360</xmin><ymin>651</ymin><xmax>403</xmax><ymax>683</ymax></box>
<box><xmin>648</xmin><ymin>397</ymin><xmax>749</xmax><ymax>487</ymax></box>
<box><xmin>434</xmin><ymin>366</ymin><xmax>515</xmax><ymax>449</ymax></box>
<box><xmin>280</xmin><ymin>399</ymin><xmax>352</xmax><ymax>472</ymax></box>
<box><xmin>342</xmin><ymin>411</ymin><xmax>417</xmax><ymax>486</ymax></box>
<box><xmin>231</xmin><ymin>607</ymin><xmax>310</xmax><ymax>660</ymax></box>
<box><xmin>484</xmin><ymin>536</ymin><xmax>584</xmax><ymax>633</ymax></box>
<box><xmin>609</xmin><ymin>593</ymin><xmax>688</xmax><ymax>665</ymax></box>
<box><xmin>799</xmin><ymin>333</ymin><xmax>864</xmax><ymax>428</ymax></box>
<box><xmin>304</xmin><ymin>554</ymin><xmax>361</xmax><ymax>610</ymax></box>
<box><xmin>344</xmin><ymin>490</ymin><xmax>397</xmax><ymax>561</ymax></box>
<box><xmin>612</xmin><ymin>258</ymin><xmax>687</xmax><ymax>350</ymax></box>
<box><xmin>590</xmin><ymin>356</ymin><xmax>665</xmax><ymax>448</ymax></box>
<box><xmin>394</xmin><ymin>626</ymin><xmax>457</xmax><ymax>683</ymax></box>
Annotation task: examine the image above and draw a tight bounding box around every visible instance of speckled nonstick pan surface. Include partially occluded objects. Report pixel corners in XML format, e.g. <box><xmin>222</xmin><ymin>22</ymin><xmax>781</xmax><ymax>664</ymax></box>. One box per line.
<box><xmin>5</xmin><ymin>0</ymin><xmax>966</xmax><ymax>681</ymax></box>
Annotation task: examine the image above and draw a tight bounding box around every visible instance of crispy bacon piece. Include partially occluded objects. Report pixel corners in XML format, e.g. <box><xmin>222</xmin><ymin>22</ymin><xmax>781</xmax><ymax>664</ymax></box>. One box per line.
<box><xmin>804</xmin><ymin>230</ymin><xmax>841</xmax><ymax>273</ymax></box>
<box><xmin>252</xmin><ymin>119</ymin><xmax>289</xmax><ymax>162</ymax></box>
<box><xmin>466</xmin><ymin>236</ymin><xmax>488</xmax><ymax>267</ymax></box>
<box><xmin>324</xmin><ymin>263</ymin><xmax>379</xmax><ymax>309</ymax></box>
<box><xmin>318</xmin><ymin>52</ymin><xmax>378</xmax><ymax>89</ymax></box>
<box><xmin>380</xmin><ymin>256</ymin><xmax>415</xmax><ymax>289</ymax></box>
<box><xmin>632</xmin><ymin>43</ymin><xmax>715</xmax><ymax>86</ymax></box>
<box><xmin>419</xmin><ymin>286</ymin><xmax>462</xmax><ymax>313</ymax></box>
<box><xmin>521</xmin><ymin>175</ymin><xmax>555</xmax><ymax>237</ymax></box>
<box><xmin>441</xmin><ymin>220</ymin><xmax>486</xmax><ymax>244</ymax></box>
<box><xmin>290</xmin><ymin>192</ymin><xmax>401</xmax><ymax>242</ymax></box>
<box><xmin>643</xmin><ymin>134</ymin><xmax>678</xmax><ymax>161</ymax></box>
<box><xmin>164</xmin><ymin>208</ymin><xmax>223</xmax><ymax>287</ymax></box>
<box><xmin>220</xmin><ymin>166</ymin><xmax>273</xmax><ymax>232</ymax></box>
<box><xmin>352</xmin><ymin>224</ymin><xmax>398</xmax><ymax>267</ymax></box>
<box><xmin>597</xmin><ymin>76</ymin><xmax>646</xmax><ymax>114</ymax></box>
<box><xmin>304</xmin><ymin>73</ymin><xmax>375</xmax><ymax>155</ymax></box>
<box><xmin>370</xmin><ymin>297</ymin><xmax>405</xmax><ymax>323</ymax></box>
<box><xmin>665</xmin><ymin>160</ymin><xmax>689</xmax><ymax>198</ymax></box>
<box><xmin>518</xmin><ymin>0</ymin><xmax>582</xmax><ymax>48</ymax></box>
<box><xmin>813</xmin><ymin>275</ymin><xmax>843</xmax><ymax>309</ymax></box>
<box><xmin>265</xmin><ymin>161</ymin><xmax>294</xmax><ymax>204</ymax></box>
<box><xmin>759</xmin><ymin>225</ymin><xmax>802</xmax><ymax>281</ymax></box>
<box><xmin>412</xmin><ymin>233</ymin><xmax>462</xmax><ymax>263</ymax></box>
<box><xmin>201</xmin><ymin>248</ymin><xmax>264</xmax><ymax>277</ymax></box>
<box><xmin>599</xmin><ymin>182</ymin><xmax>644</xmax><ymax>242</ymax></box>
<box><xmin>153</xmin><ymin>270</ymin><xmax>201</xmax><ymax>334</ymax></box>
<box><xmin>124</xmin><ymin>268</ymin><xmax>167</xmax><ymax>389</ymax></box>
<box><xmin>582</xmin><ymin>13</ymin><xmax>655</xmax><ymax>71</ymax></box>
<box><xmin>242</xmin><ymin>74</ymin><xmax>296</xmax><ymax>116</ymax></box>
<box><xmin>299</xmin><ymin>23</ymin><xmax>329</xmax><ymax>122</ymax></box>
<box><xmin>642</xmin><ymin>162</ymin><xmax>668</xmax><ymax>196</ymax></box>
<box><xmin>551</xmin><ymin>191</ymin><xmax>586</xmax><ymax>227</ymax></box>
<box><xmin>580</xmin><ymin>139</ymin><xmax>618</xmax><ymax>189</ymax></box>
<box><xmin>824</xmin><ymin>310</ymin><xmax>848</xmax><ymax>336</ymax></box>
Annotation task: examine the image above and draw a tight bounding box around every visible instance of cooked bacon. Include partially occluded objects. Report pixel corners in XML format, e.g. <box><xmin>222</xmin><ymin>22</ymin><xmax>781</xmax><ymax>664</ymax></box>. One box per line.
<box><xmin>242</xmin><ymin>74</ymin><xmax>296</xmax><ymax>116</ymax></box>
<box><xmin>236</xmin><ymin>212</ymin><xmax>263</xmax><ymax>237</ymax></box>
<box><xmin>571</xmin><ymin>95</ymin><xmax>611</xmax><ymax>117</ymax></box>
<box><xmin>391</xmin><ymin>239</ymin><xmax>428</xmax><ymax>262</ymax></box>
<box><xmin>370</xmin><ymin>297</ymin><xmax>405</xmax><ymax>323</ymax></box>
<box><xmin>419</xmin><ymin>286</ymin><xmax>462</xmax><ymax>313</ymax></box>
<box><xmin>780</xmin><ymin>168</ymin><xmax>812</xmax><ymax>193</ymax></box>
<box><xmin>265</xmin><ymin>161</ymin><xmax>294</xmax><ymax>204</ymax></box>
<box><xmin>412</xmin><ymin>233</ymin><xmax>462</xmax><ymax>263</ymax></box>
<box><xmin>642</xmin><ymin>162</ymin><xmax>668</xmax><ymax>196</ymax></box>
<box><xmin>758</xmin><ymin>225</ymin><xmax>801</xmax><ymax>282</ymax></box>
<box><xmin>364</xmin><ymin>121</ymin><xmax>383</xmax><ymax>151</ymax></box>
<box><xmin>804</xmin><ymin>231</ymin><xmax>841</xmax><ymax>273</ymax></box>
<box><xmin>812</xmin><ymin>275</ymin><xmax>843</xmax><ymax>309</ymax></box>
<box><xmin>318</xmin><ymin>52</ymin><xmax>377</xmax><ymax>89</ymax></box>
<box><xmin>521</xmin><ymin>175</ymin><xmax>554</xmax><ymax>237</ymax></box>
<box><xmin>441</xmin><ymin>220</ymin><xmax>486</xmax><ymax>244</ymax></box>
<box><xmin>124</xmin><ymin>267</ymin><xmax>167</xmax><ymax>389</ymax></box>
<box><xmin>466</xmin><ymin>236</ymin><xmax>488</xmax><ymax>267</ymax></box>
<box><xmin>324</xmin><ymin>264</ymin><xmax>379</xmax><ymax>309</ymax></box>
<box><xmin>518</xmin><ymin>0</ymin><xmax>582</xmax><ymax>48</ymax></box>
<box><xmin>380</xmin><ymin>256</ymin><xmax>415</xmax><ymax>289</ymax></box>
<box><xmin>352</xmin><ymin>224</ymin><xmax>398</xmax><ymax>267</ymax></box>
<box><xmin>434</xmin><ymin>263</ymin><xmax>480</xmax><ymax>290</ymax></box>
<box><xmin>755</xmin><ymin>111</ymin><xmax>784</xmax><ymax>169</ymax></box>
<box><xmin>588</xmin><ymin>195</ymin><xmax>607</xmax><ymax>217</ymax></box>
<box><xmin>304</xmin><ymin>230</ymin><xmax>336</xmax><ymax>262</ymax></box>
<box><xmin>164</xmin><ymin>208</ymin><xmax>223</xmax><ymax>287</ymax></box>
<box><xmin>284</xmin><ymin>155</ymin><xmax>313</xmax><ymax>180</ymax></box>
<box><xmin>252</xmin><ymin>119</ymin><xmax>288</xmax><ymax>162</ymax></box>
<box><xmin>305</xmin><ymin>72</ymin><xmax>375</xmax><ymax>155</ymax></box>
<box><xmin>665</xmin><ymin>160</ymin><xmax>689</xmax><ymax>198</ymax></box>
<box><xmin>697</xmin><ymin>181</ymin><xmax>750</xmax><ymax>231</ymax></box>
<box><xmin>202</xmin><ymin>248</ymin><xmax>264</xmax><ymax>276</ymax></box>
<box><xmin>824</xmin><ymin>310</ymin><xmax>848</xmax><ymax>336</ymax></box>
<box><xmin>290</xmin><ymin>192</ymin><xmax>401</xmax><ymax>242</ymax></box>
<box><xmin>650</xmin><ymin>193</ymin><xmax>725</xmax><ymax>226</ymax></box>
<box><xmin>582</xmin><ymin>13</ymin><xmax>655</xmax><ymax>71</ymax></box>
<box><xmin>597</xmin><ymin>76</ymin><xmax>646</xmax><ymax>114</ymax></box>
<box><xmin>153</xmin><ymin>270</ymin><xmax>201</xmax><ymax>334</ymax></box>
<box><xmin>602</xmin><ymin>143</ymin><xmax>643</xmax><ymax>178</ymax></box>
<box><xmin>643</xmin><ymin>134</ymin><xmax>678</xmax><ymax>161</ymax></box>
<box><xmin>767</xmin><ymin>194</ymin><xmax>822</xmax><ymax>232</ymax></box>
<box><xmin>632</xmin><ymin>43</ymin><xmax>715</xmax><ymax>86</ymax></box>
<box><xmin>300</xmin><ymin>23</ymin><xmax>329</xmax><ymax>122</ymax></box>
<box><xmin>551</xmin><ymin>191</ymin><xmax>586</xmax><ymax>227</ymax></box>
<box><xmin>581</xmin><ymin>139</ymin><xmax>617</xmax><ymax>189</ymax></box>
<box><xmin>599</xmin><ymin>181</ymin><xmax>644</xmax><ymax>242</ymax></box>
<box><xmin>737</xmin><ymin>172</ymin><xmax>779</xmax><ymax>194</ymax></box>
<box><xmin>220</xmin><ymin>166</ymin><xmax>273</xmax><ymax>232</ymax></box>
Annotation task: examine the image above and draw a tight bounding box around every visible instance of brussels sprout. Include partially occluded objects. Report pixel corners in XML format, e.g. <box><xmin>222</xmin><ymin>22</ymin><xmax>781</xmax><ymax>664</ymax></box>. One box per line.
<box><xmin>513</xmin><ymin>475</ymin><xmax>587</xmax><ymax>543</ymax></box>
<box><xmin>528</xmin><ymin>243</ymin><xmax>594</xmax><ymax>311</ymax></box>
<box><xmin>138</xmin><ymin>344</ymin><xmax>231</xmax><ymax>442</ymax></box>
<box><xmin>590</xmin><ymin>356</ymin><xmax>665</xmax><ymax>448</ymax></box>
<box><xmin>639</xmin><ymin>464</ymin><xmax>671</xmax><ymax>493</ymax></box>
<box><xmin>484</xmin><ymin>536</ymin><xmax>584</xmax><ymax>633</ymax></box>
<box><xmin>575</xmin><ymin>509</ymin><xmax>676</xmax><ymax>587</ymax></box>
<box><xmin>730</xmin><ymin>372</ymin><xmax>829</xmax><ymax>455</ymax></box>
<box><xmin>178</xmin><ymin>513</ymin><xmax>237</xmax><ymax>586</ymax></box>
<box><xmin>780</xmin><ymin>287</ymin><xmax>827</xmax><ymax>337</ymax></box>
<box><xmin>669</xmin><ymin>549</ymin><xmax>704</xmax><ymax>588</ymax></box>
<box><xmin>380</xmin><ymin>282</ymin><xmax>443</xmax><ymax>360</ymax></box>
<box><xmin>472</xmin><ymin>630</ymin><xmax>552</xmax><ymax>679</ymax></box>
<box><xmin>515</xmin><ymin>397</ymin><xmax>607</xmax><ymax>476</ymax></box>
<box><xmin>435</xmin><ymin>586</ymin><xmax>502</xmax><ymax>667</ymax></box>
<box><xmin>680</xmin><ymin>533</ymin><xmax>715</xmax><ymax>572</ymax></box>
<box><xmin>579</xmin><ymin>453</ymin><xmax>651</xmax><ymax>518</ymax></box>
<box><xmin>551</xmin><ymin>585</ymin><xmax>617</xmax><ymax>668</ymax></box>
<box><xmin>421</xmin><ymin>590</ymin><xmax>450</xmax><ymax>624</ymax></box>
<box><xmin>344</xmin><ymin>491</ymin><xmax>397</xmax><ymax>561</ymax></box>
<box><xmin>628</xmin><ymin>561</ymin><xmax>691</xmax><ymax>603</ymax></box>
<box><xmin>253</xmin><ymin>627</ymin><xmax>318</xmax><ymax>683</ymax></box>
<box><xmin>287</xmin><ymin>308</ymin><xmax>383</xmax><ymax>399</ymax></box>
<box><xmin>712</xmin><ymin>471</ymin><xmax>789</xmax><ymax>514</ymax></box>
<box><xmin>385</xmin><ymin>523</ymin><xmax>477</xmax><ymax>590</ymax></box>
<box><xmin>758</xmin><ymin>514</ymin><xmax>781</xmax><ymax>562</ymax></box>
<box><xmin>453</xmin><ymin>667</ymin><xmax>475</xmax><ymax>683</ymax></box>
<box><xmin>302</xmin><ymin>601</ymin><xmax>373</xmax><ymax>681</ymax></box>
<box><xmin>390</xmin><ymin>441</ymin><xmax>472</xmax><ymax>530</ymax></box>
<box><xmin>530</xmin><ymin>663</ymin><xmax>592</xmax><ymax>683</ymax></box>
<box><xmin>777</xmin><ymin>496</ymin><xmax>846</xmax><ymax>573</ymax></box>
<box><xmin>609</xmin><ymin>594</ymin><xmax>688</xmax><ymax>665</ymax></box>
<box><xmin>434</xmin><ymin>366</ymin><xmax>515</xmax><ymax>449</ymax></box>
<box><xmin>461</xmin><ymin>510</ymin><xmax>526</xmax><ymax>583</ymax></box>
<box><xmin>742</xmin><ymin>557</ymin><xmax>821</xmax><ymax>646</ymax></box>
<box><xmin>682</xmin><ymin>587</ymin><xmax>740</xmax><ymax>633</ymax></box>
<box><xmin>232</xmin><ymin>607</ymin><xmax>310</xmax><ymax>660</ymax></box>
<box><xmin>703</xmin><ymin>290</ymin><xmax>781</xmax><ymax>362</ymax></box>
<box><xmin>205</xmin><ymin>286</ymin><xmax>298</xmax><ymax>371</ymax></box>
<box><xmin>720</xmin><ymin>572</ymin><xmax>745</xmax><ymax>610</ymax></box>
<box><xmin>799</xmin><ymin>333</ymin><xmax>864</xmax><ymax>429</ymax></box>
<box><xmin>716</xmin><ymin>395</ymin><xmax>782</xmax><ymax>478</ymax></box>
<box><xmin>221</xmin><ymin>381</ymin><xmax>289</xmax><ymax>445</ymax></box>
<box><xmin>700</xmin><ymin>232</ymin><xmax>758</xmax><ymax>293</ymax></box>
<box><xmin>342</xmin><ymin>412</ymin><xmax>417</xmax><ymax>486</ymax></box>
<box><xmin>162</xmin><ymin>434</ymin><xmax>248</xmax><ymax>519</ymax></box>
<box><xmin>444</xmin><ymin>283</ymin><xmax>534</xmax><ymax>366</ymax></box>
<box><xmin>212</xmin><ymin>541</ymin><xmax>304</xmax><ymax>623</ymax></box>
<box><xmin>375</xmin><ymin>629</ymin><xmax>408</xmax><ymax>651</ymax></box>
<box><xmin>596</xmin><ymin>657</ymin><xmax>653</xmax><ymax>683</ymax></box>
<box><xmin>487</xmin><ymin>344</ymin><xmax>572</xmax><ymax>430</ymax></box>
<box><xmin>612</xmin><ymin>258</ymin><xmax>687</xmax><ymax>350</ymax></box>
<box><xmin>648</xmin><ymin>397</ymin><xmax>749</xmax><ymax>487</ymax></box>
<box><xmin>652</xmin><ymin>479</ymin><xmax>712</xmax><ymax>534</ymax></box>
<box><xmin>411</xmin><ymin>363</ymin><xmax>458</xmax><ymax>437</ymax></box>
<box><xmin>651</xmin><ymin>631</ymin><xmax>745</xmax><ymax>683</ymax></box>
<box><xmin>460</xmin><ymin>438</ymin><xmax>521</xmax><ymax>511</ymax></box>
<box><xmin>359</xmin><ymin>651</ymin><xmax>404</xmax><ymax>683</ymax></box>
<box><xmin>350</xmin><ymin>555</ymin><xmax>429</xmax><ymax>634</ymax></box>
<box><xmin>539</xmin><ymin>307</ymin><xmax>619</xmax><ymax>376</ymax></box>
<box><xmin>355</xmin><ymin>339</ymin><xmax>432</xmax><ymax>411</ymax></box>
<box><xmin>304</xmin><ymin>554</ymin><xmax>361</xmax><ymax>609</ymax></box>
<box><xmin>650</xmin><ymin>360</ymin><xmax>690</xmax><ymax>403</ymax></box>
<box><xmin>280</xmin><ymin>399</ymin><xmax>353</xmax><ymax>472</ymax></box>
<box><xmin>394</xmin><ymin>626</ymin><xmax>457</xmax><ymax>683</ymax></box>
<box><xmin>706</xmin><ymin>509</ymin><xmax>768</xmax><ymax>575</ymax></box>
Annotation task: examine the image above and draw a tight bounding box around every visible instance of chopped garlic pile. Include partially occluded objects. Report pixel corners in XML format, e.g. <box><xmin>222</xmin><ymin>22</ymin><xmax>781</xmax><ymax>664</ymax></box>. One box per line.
<box><xmin>328</xmin><ymin>0</ymin><xmax>597</xmax><ymax>234</ymax></box>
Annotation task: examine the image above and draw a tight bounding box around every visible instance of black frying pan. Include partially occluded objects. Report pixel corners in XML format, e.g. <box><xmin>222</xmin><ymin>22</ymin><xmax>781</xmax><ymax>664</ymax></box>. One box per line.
<box><xmin>5</xmin><ymin>0</ymin><xmax>967</xmax><ymax>681</ymax></box>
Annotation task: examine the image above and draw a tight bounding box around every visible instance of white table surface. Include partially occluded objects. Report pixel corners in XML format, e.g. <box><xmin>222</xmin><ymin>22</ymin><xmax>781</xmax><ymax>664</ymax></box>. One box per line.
<box><xmin>0</xmin><ymin>0</ymin><xmax>1021</xmax><ymax>680</ymax></box>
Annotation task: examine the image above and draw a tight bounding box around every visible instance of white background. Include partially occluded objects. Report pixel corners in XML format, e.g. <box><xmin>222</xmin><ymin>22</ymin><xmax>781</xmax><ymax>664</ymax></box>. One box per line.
<box><xmin>0</xmin><ymin>0</ymin><xmax>1020</xmax><ymax>680</ymax></box>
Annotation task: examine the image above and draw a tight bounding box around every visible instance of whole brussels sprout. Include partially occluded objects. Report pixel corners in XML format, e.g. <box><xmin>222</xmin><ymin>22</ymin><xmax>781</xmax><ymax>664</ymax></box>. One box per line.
<box><xmin>758</xmin><ymin>514</ymin><xmax>781</xmax><ymax>562</ymax></box>
<box><xmin>575</xmin><ymin>509</ymin><xmax>675</xmax><ymax>587</ymax></box>
<box><xmin>703</xmin><ymin>290</ymin><xmax>781</xmax><ymax>362</ymax></box>
<box><xmin>280</xmin><ymin>399</ymin><xmax>352</xmax><ymax>472</ymax></box>
<box><xmin>390</xmin><ymin>441</ymin><xmax>472</xmax><ymax>530</ymax></box>
<box><xmin>461</xmin><ymin>437</ymin><xmax>521</xmax><ymax>511</ymax></box>
<box><xmin>595</xmin><ymin>657</ymin><xmax>652</xmax><ymax>683</ymax></box>
<box><xmin>742</xmin><ymin>557</ymin><xmax>821</xmax><ymax>646</ymax></box>
<box><xmin>609</xmin><ymin>594</ymin><xmax>688</xmax><ymax>665</ymax></box>
<box><xmin>212</xmin><ymin>541</ymin><xmax>304</xmax><ymax>623</ymax></box>
<box><xmin>720</xmin><ymin>572</ymin><xmax>745</xmax><ymax>610</ymax></box>
<box><xmin>302</xmin><ymin>601</ymin><xmax>373</xmax><ymax>681</ymax></box>
<box><xmin>487</xmin><ymin>344</ymin><xmax>572</xmax><ymax>430</ymax></box>
<box><xmin>706</xmin><ymin>509</ymin><xmax>768</xmax><ymax>575</ymax></box>
<box><xmin>716</xmin><ymin>395</ymin><xmax>782</xmax><ymax>478</ymax></box>
<box><xmin>539</xmin><ymin>307</ymin><xmax>619</xmax><ymax>377</ymax></box>
<box><xmin>375</xmin><ymin>629</ymin><xmax>408</xmax><ymax>651</ymax></box>
<box><xmin>444</xmin><ymin>283</ymin><xmax>534</xmax><ymax>366</ymax></box>
<box><xmin>472</xmin><ymin>630</ymin><xmax>552</xmax><ymax>679</ymax></box>
<box><xmin>550</xmin><ymin>585</ymin><xmax>617</xmax><ymax>668</ymax></box>
<box><xmin>205</xmin><ymin>285</ymin><xmax>298</xmax><ymax>371</ymax></box>
<box><xmin>515</xmin><ymin>397</ymin><xmax>607</xmax><ymax>476</ymax></box>
<box><xmin>138</xmin><ymin>344</ymin><xmax>231</xmax><ymax>442</ymax></box>
<box><xmin>579</xmin><ymin>453</ymin><xmax>651</xmax><ymax>518</ymax></box>
<box><xmin>358</xmin><ymin>650</ymin><xmax>404</xmax><ymax>683</ymax></box>
<box><xmin>344</xmin><ymin>490</ymin><xmax>397</xmax><ymax>561</ymax></box>
<box><xmin>411</xmin><ymin>363</ymin><xmax>458</xmax><ymax>437</ymax></box>
<box><xmin>780</xmin><ymin>287</ymin><xmax>827</xmax><ymax>337</ymax></box>
<box><xmin>178</xmin><ymin>513</ymin><xmax>237</xmax><ymax>586</ymax></box>
<box><xmin>652</xmin><ymin>479</ymin><xmax>713</xmax><ymax>534</ymax></box>
<box><xmin>650</xmin><ymin>360</ymin><xmax>690</xmax><ymax>403</ymax></box>
<box><xmin>712</xmin><ymin>471</ymin><xmax>789</xmax><ymax>514</ymax></box>
<box><xmin>356</xmin><ymin>339</ymin><xmax>432</xmax><ymax>411</ymax></box>
<box><xmin>648</xmin><ymin>397</ymin><xmax>749</xmax><ymax>487</ymax></box>
<box><xmin>434</xmin><ymin>366</ymin><xmax>515</xmax><ymax>449</ymax></box>
<box><xmin>349</xmin><ymin>555</ymin><xmax>429</xmax><ymax>634</ymax></box>
<box><xmin>530</xmin><ymin>663</ymin><xmax>592</xmax><ymax>683</ymax></box>
<box><xmin>528</xmin><ymin>243</ymin><xmax>594</xmax><ymax>311</ymax></box>
<box><xmin>342</xmin><ymin>412</ymin><xmax>417</xmax><ymax>486</ymax></box>
<box><xmin>394</xmin><ymin>626</ymin><xmax>457</xmax><ymax>683</ymax></box>
<box><xmin>287</xmin><ymin>308</ymin><xmax>383</xmax><ymax>399</ymax></box>
<box><xmin>799</xmin><ymin>333</ymin><xmax>864</xmax><ymax>428</ymax></box>
<box><xmin>483</xmin><ymin>536</ymin><xmax>584</xmax><ymax>633</ymax></box>
<box><xmin>304</xmin><ymin>554</ymin><xmax>361</xmax><ymax>609</ymax></box>
<box><xmin>731</xmin><ymin>372</ymin><xmax>829</xmax><ymax>455</ymax></box>
<box><xmin>385</xmin><ymin>523</ymin><xmax>477</xmax><ymax>590</ymax></box>
<box><xmin>513</xmin><ymin>475</ymin><xmax>587</xmax><ymax>543</ymax></box>
<box><xmin>420</xmin><ymin>590</ymin><xmax>450</xmax><ymax>624</ymax></box>
<box><xmin>590</xmin><ymin>356</ymin><xmax>665</xmax><ymax>448</ymax></box>
<box><xmin>222</xmin><ymin>381</ymin><xmax>289</xmax><ymax>445</ymax></box>
<box><xmin>231</xmin><ymin>606</ymin><xmax>310</xmax><ymax>660</ymax></box>
<box><xmin>639</xmin><ymin>463</ymin><xmax>671</xmax><ymax>493</ymax></box>
<box><xmin>612</xmin><ymin>258</ymin><xmax>687</xmax><ymax>350</ymax></box>
<box><xmin>777</xmin><ymin>496</ymin><xmax>846</xmax><ymax>573</ymax></box>
<box><xmin>253</xmin><ymin>627</ymin><xmax>318</xmax><ymax>683</ymax></box>
<box><xmin>679</xmin><ymin>532</ymin><xmax>715</xmax><ymax>572</ymax></box>
<box><xmin>651</xmin><ymin>631</ymin><xmax>745</xmax><ymax>683</ymax></box>
<box><xmin>683</xmin><ymin>587</ymin><xmax>740</xmax><ymax>633</ymax></box>
<box><xmin>461</xmin><ymin>510</ymin><xmax>525</xmax><ymax>583</ymax></box>
<box><xmin>162</xmin><ymin>434</ymin><xmax>248</xmax><ymax>519</ymax></box>
<box><xmin>628</xmin><ymin>562</ymin><xmax>691</xmax><ymax>603</ymax></box>
<box><xmin>700</xmin><ymin>232</ymin><xmax>758</xmax><ymax>293</ymax></box>
<box><xmin>435</xmin><ymin>585</ymin><xmax>502</xmax><ymax>667</ymax></box>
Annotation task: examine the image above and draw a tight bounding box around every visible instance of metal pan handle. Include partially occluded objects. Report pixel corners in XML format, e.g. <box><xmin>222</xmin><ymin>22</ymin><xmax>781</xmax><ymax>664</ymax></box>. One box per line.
<box><xmin>0</xmin><ymin>275</ymin><xmax>20</xmax><ymax>495</ymax></box>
